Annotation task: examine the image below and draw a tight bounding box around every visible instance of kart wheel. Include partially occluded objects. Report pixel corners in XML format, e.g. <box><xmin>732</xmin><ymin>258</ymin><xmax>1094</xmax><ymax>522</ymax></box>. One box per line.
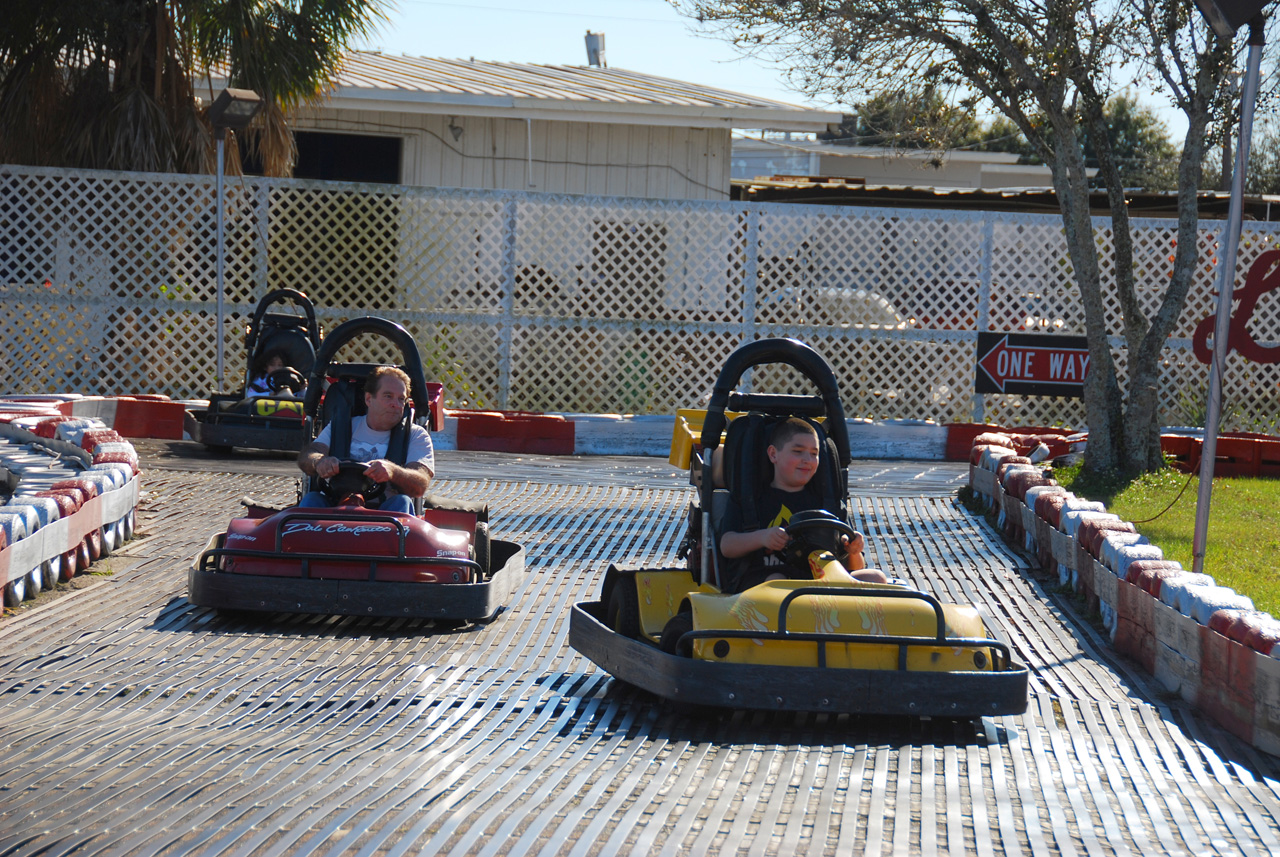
<box><xmin>42</xmin><ymin>558</ymin><xmax>60</xmax><ymax>590</ymax></box>
<box><xmin>659</xmin><ymin>610</ymin><xmax>694</xmax><ymax>657</ymax></box>
<box><xmin>473</xmin><ymin>521</ymin><xmax>492</xmax><ymax>580</ymax></box>
<box><xmin>59</xmin><ymin>550</ymin><xmax>77</xmax><ymax>582</ymax></box>
<box><xmin>605</xmin><ymin>576</ymin><xmax>641</xmax><ymax>639</ymax></box>
<box><xmin>4</xmin><ymin>577</ymin><xmax>27</xmax><ymax>607</ymax></box>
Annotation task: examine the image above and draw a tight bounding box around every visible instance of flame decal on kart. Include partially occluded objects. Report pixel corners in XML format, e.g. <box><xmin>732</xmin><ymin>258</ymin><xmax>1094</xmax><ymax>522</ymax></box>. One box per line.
<box><xmin>811</xmin><ymin>594</ymin><xmax>842</xmax><ymax>635</ymax></box>
<box><xmin>859</xmin><ymin>599</ymin><xmax>889</xmax><ymax>636</ymax></box>
<box><xmin>640</xmin><ymin>573</ymin><xmax>654</xmax><ymax>606</ymax></box>
<box><xmin>280</xmin><ymin>522</ymin><xmax>396</xmax><ymax>536</ymax></box>
<box><xmin>729</xmin><ymin>598</ymin><xmax>771</xmax><ymax>646</ymax></box>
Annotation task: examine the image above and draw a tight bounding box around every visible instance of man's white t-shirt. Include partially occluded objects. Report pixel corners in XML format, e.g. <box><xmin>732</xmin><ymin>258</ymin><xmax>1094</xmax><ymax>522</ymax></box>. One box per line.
<box><xmin>316</xmin><ymin>416</ymin><xmax>436</xmax><ymax>485</ymax></box>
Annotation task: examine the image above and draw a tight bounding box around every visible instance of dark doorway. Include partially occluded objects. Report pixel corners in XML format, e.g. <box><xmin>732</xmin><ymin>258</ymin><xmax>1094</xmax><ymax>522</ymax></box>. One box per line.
<box><xmin>245</xmin><ymin>131</ymin><xmax>403</xmax><ymax>184</ymax></box>
<box><xmin>294</xmin><ymin>131</ymin><xmax>402</xmax><ymax>183</ymax></box>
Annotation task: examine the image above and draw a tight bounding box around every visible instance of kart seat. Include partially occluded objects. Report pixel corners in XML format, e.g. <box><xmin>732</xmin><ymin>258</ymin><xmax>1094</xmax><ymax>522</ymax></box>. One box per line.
<box><xmin>718</xmin><ymin>412</ymin><xmax>845</xmax><ymax>533</ymax></box>
<box><xmin>705</xmin><ymin>412</ymin><xmax>847</xmax><ymax>590</ymax></box>
<box><xmin>253</xmin><ymin>326</ymin><xmax>316</xmax><ymax>379</ymax></box>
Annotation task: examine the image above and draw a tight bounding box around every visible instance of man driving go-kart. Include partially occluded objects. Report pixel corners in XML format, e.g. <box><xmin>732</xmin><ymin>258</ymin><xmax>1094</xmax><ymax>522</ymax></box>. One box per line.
<box><xmin>297</xmin><ymin>366</ymin><xmax>434</xmax><ymax>514</ymax></box>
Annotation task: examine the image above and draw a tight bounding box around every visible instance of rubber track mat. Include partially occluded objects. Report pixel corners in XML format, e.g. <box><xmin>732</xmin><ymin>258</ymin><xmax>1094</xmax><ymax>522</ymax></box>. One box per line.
<box><xmin>1</xmin><ymin>461</ymin><xmax>1278</xmax><ymax>856</ymax></box>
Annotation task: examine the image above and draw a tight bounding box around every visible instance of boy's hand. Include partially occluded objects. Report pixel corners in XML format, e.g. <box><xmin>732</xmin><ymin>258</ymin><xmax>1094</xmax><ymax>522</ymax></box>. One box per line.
<box><xmin>759</xmin><ymin>527</ymin><xmax>789</xmax><ymax>552</ymax></box>
<box><xmin>840</xmin><ymin>531</ymin><xmax>867</xmax><ymax>570</ymax></box>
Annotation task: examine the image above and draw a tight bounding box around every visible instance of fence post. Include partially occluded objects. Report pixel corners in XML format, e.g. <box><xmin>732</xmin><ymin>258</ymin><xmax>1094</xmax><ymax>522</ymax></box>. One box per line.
<box><xmin>741</xmin><ymin>207</ymin><xmax>761</xmax><ymax>394</ymax></box>
<box><xmin>255</xmin><ymin>181</ymin><xmax>271</xmax><ymax>296</ymax></box>
<box><xmin>972</xmin><ymin>217</ymin><xmax>995</xmax><ymax>423</ymax></box>
<box><xmin>496</xmin><ymin>196</ymin><xmax>519</xmax><ymax>410</ymax></box>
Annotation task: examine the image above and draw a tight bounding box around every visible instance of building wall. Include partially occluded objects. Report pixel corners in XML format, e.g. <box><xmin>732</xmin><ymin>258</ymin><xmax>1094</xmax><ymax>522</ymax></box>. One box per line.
<box><xmin>292</xmin><ymin>109</ymin><xmax>731</xmax><ymax>200</ymax></box>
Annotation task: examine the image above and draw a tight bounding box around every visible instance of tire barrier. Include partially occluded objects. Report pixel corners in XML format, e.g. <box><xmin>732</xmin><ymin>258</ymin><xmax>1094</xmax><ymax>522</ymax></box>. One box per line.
<box><xmin>970</xmin><ymin>430</ymin><xmax>1280</xmax><ymax>755</ymax></box>
<box><xmin>0</xmin><ymin>402</ymin><xmax>141</xmax><ymax>609</ymax></box>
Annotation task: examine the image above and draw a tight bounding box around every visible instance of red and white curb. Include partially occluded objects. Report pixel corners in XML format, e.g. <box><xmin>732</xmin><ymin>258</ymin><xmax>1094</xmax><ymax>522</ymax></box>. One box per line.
<box><xmin>971</xmin><ymin>429</ymin><xmax>1280</xmax><ymax>756</ymax></box>
<box><xmin>0</xmin><ymin>399</ymin><xmax>141</xmax><ymax>608</ymax></box>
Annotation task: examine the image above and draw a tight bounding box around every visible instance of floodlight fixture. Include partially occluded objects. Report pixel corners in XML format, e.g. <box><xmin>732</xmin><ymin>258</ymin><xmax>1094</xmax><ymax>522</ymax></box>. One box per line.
<box><xmin>1193</xmin><ymin>0</ymin><xmax>1271</xmax><ymax>37</ymax></box>
<box><xmin>209</xmin><ymin>88</ymin><xmax>264</xmax><ymax>133</ymax></box>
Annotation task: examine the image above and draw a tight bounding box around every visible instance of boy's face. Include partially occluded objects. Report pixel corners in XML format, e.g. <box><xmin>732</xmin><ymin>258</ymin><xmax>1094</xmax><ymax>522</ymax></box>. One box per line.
<box><xmin>768</xmin><ymin>430</ymin><xmax>819</xmax><ymax>492</ymax></box>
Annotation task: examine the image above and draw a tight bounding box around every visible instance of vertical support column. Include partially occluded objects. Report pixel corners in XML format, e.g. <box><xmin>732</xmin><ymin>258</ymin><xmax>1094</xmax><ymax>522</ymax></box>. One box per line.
<box><xmin>740</xmin><ymin>207</ymin><xmax>761</xmax><ymax>394</ymax></box>
<box><xmin>972</xmin><ymin>217</ymin><xmax>995</xmax><ymax>423</ymax></box>
<box><xmin>215</xmin><ymin>133</ymin><xmax>226</xmax><ymax>392</ymax></box>
<box><xmin>255</xmin><ymin>181</ymin><xmax>270</xmax><ymax>296</ymax></box>
<box><xmin>496</xmin><ymin>196</ymin><xmax>519</xmax><ymax>410</ymax></box>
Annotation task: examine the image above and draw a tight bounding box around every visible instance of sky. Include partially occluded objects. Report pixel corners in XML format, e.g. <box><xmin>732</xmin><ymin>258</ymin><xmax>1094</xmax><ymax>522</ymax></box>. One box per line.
<box><xmin>355</xmin><ymin>0</ymin><xmax>837</xmax><ymax>112</ymax></box>
<box><xmin>355</xmin><ymin>0</ymin><xmax>1191</xmax><ymax>139</ymax></box>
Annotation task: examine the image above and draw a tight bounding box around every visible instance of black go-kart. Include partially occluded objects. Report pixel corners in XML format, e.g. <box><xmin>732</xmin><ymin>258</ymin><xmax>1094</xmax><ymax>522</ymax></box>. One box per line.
<box><xmin>188</xmin><ymin>317</ymin><xmax>525</xmax><ymax>620</ymax></box>
<box><xmin>188</xmin><ymin>288</ymin><xmax>321</xmax><ymax>453</ymax></box>
<box><xmin>570</xmin><ymin>337</ymin><xmax>1029</xmax><ymax>716</ymax></box>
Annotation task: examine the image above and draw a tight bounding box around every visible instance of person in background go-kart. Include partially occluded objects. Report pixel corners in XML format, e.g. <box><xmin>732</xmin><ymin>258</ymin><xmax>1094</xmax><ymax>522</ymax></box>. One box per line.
<box><xmin>718</xmin><ymin>417</ymin><xmax>889</xmax><ymax>593</ymax></box>
<box><xmin>296</xmin><ymin>366</ymin><xmax>434</xmax><ymax>513</ymax></box>
<box><xmin>246</xmin><ymin>349</ymin><xmax>306</xmax><ymax>398</ymax></box>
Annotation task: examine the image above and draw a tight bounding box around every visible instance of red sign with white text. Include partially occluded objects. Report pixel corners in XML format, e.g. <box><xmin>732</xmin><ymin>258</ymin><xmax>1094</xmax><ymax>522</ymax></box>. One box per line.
<box><xmin>975</xmin><ymin>332</ymin><xmax>1090</xmax><ymax>396</ymax></box>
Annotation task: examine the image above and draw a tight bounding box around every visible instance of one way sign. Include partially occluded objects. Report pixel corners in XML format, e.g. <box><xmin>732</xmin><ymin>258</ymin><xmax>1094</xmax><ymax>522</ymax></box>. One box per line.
<box><xmin>974</xmin><ymin>332</ymin><xmax>1090</xmax><ymax>396</ymax></box>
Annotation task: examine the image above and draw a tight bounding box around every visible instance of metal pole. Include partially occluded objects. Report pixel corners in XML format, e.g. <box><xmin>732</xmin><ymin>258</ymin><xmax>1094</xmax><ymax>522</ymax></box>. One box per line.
<box><xmin>1192</xmin><ymin>17</ymin><xmax>1265</xmax><ymax>576</ymax></box>
<box><xmin>215</xmin><ymin>128</ymin><xmax>226</xmax><ymax>392</ymax></box>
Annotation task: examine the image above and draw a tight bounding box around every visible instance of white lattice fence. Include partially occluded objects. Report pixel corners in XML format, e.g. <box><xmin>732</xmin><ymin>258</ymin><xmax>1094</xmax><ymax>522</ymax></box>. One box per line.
<box><xmin>3</xmin><ymin>163</ymin><xmax>1280</xmax><ymax>431</ymax></box>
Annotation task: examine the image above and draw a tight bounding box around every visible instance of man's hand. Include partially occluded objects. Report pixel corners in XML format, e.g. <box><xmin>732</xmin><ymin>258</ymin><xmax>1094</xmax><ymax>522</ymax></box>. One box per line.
<box><xmin>364</xmin><ymin>458</ymin><xmax>396</xmax><ymax>484</ymax></box>
<box><xmin>314</xmin><ymin>455</ymin><xmax>340</xmax><ymax>479</ymax></box>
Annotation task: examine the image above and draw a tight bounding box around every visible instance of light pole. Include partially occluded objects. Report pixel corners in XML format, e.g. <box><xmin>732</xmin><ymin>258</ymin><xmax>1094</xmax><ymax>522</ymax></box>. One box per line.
<box><xmin>208</xmin><ymin>87</ymin><xmax>264</xmax><ymax>391</ymax></box>
<box><xmin>1190</xmin><ymin>1</ymin><xmax>1272</xmax><ymax>575</ymax></box>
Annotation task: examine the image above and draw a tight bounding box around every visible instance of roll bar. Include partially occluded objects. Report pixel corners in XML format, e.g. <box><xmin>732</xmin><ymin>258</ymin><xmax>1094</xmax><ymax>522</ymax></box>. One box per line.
<box><xmin>698</xmin><ymin>338</ymin><xmax>851</xmax><ymax>466</ymax></box>
<box><xmin>302</xmin><ymin>317</ymin><xmax>431</xmax><ymax>419</ymax></box>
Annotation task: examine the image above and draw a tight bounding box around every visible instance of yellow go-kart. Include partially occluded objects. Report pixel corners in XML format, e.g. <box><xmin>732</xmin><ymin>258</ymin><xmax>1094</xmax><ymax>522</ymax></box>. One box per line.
<box><xmin>569</xmin><ymin>338</ymin><xmax>1028</xmax><ymax>716</ymax></box>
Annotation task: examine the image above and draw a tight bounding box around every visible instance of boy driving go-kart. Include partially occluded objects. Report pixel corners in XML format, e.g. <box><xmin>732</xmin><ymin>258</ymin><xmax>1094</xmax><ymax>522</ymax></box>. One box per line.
<box><xmin>718</xmin><ymin>416</ymin><xmax>888</xmax><ymax>591</ymax></box>
<box><xmin>569</xmin><ymin>336</ymin><xmax>1028</xmax><ymax>716</ymax></box>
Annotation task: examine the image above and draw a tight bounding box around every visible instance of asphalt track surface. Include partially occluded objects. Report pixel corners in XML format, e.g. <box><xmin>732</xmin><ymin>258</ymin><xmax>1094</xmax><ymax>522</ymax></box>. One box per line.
<box><xmin>1</xmin><ymin>444</ymin><xmax>1278</xmax><ymax>856</ymax></box>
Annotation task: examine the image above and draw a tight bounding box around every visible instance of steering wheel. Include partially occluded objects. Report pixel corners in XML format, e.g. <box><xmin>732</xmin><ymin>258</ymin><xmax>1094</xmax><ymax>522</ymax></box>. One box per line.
<box><xmin>319</xmin><ymin>460</ymin><xmax>386</xmax><ymax>506</ymax></box>
<box><xmin>266</xmin><ymin>367</ymin><xmax>307</xmax><ymax>395</ymax></box>
<box><xmin>780</xmin><ymin>509</ymin><xmax>858</xmax><ymax>571</ymax></box>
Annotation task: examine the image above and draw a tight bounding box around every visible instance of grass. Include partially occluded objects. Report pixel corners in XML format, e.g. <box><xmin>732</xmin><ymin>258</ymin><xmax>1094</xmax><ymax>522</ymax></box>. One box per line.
<box><xmin>1053</xmin><ymin>460</ymin><xmax>1280</xmax><ymax>617</ymax></box>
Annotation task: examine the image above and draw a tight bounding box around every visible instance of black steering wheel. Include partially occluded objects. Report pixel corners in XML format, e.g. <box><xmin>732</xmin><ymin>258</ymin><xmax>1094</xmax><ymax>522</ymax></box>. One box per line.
<box><xmin>266</xmin><ymin>367</ymin><xmax>307</xmax><ymax>395</ymax></box>
<box><xmin>780</xmin><ymin>509</ymin><xmax>858</xmax><ymax>571</ymax></box>
<box><xmin>319</xmin><ymin>460</ymin><xmax>387</xmax><ymax>506</ymax></box>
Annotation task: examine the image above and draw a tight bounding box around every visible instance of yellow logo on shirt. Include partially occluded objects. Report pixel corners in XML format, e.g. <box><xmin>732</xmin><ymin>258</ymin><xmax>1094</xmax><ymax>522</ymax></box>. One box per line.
<box><xmin>767</xmin><ymin>504</ymin><xmax>795</xmax><ymax>529</ymax></box>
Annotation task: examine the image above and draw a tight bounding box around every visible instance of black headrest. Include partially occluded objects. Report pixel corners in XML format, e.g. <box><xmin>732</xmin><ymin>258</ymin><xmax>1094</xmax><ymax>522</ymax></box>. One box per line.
<box><xmin>256</xmin><ymin>328</ymin><xmax>316</xmax><ymax>377</ymax></box>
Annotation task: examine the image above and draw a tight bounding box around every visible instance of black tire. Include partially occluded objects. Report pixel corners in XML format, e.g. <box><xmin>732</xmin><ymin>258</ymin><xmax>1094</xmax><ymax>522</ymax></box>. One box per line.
<box><xmin>204</xmin><ymin>444</ymin><xmax>233</xmax><ymax>455</ymax></box>
<box><xmin>605</xmin><ymin>576</ymin><xmax>641</xmax><ymax>639</ymax></box>
<box><xmin>659</xmin><ymin>610</ymin><xmax>694</xmax><ymax>657</ymax></box>
<box><xmin>473</xmin><ymin>521</ymin><xmax>492</xmax><ymax>580</ymax></box>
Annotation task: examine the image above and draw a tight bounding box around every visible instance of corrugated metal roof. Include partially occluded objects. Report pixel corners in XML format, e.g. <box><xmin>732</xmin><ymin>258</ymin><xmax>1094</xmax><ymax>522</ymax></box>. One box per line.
<box><xmin>730</xmin><ymin>176</ymin><xmax>1280</xmax><ymax>220</ymax></box>
<box><xmin>312</xmin><ymin>52</ymin><xmax>840</xmax><ymax>130</ymax></box>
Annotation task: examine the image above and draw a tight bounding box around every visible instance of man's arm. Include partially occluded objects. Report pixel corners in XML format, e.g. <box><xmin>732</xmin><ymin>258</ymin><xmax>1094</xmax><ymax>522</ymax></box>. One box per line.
<box><xmin>363</xmin><ymin>459</ymin><xmax>432</xmax><ymax>498</ymax></box>
<box><xmin>298</xmin><ymin>441</ymin><xmax>338</xmax><ymax>479</ymax></box>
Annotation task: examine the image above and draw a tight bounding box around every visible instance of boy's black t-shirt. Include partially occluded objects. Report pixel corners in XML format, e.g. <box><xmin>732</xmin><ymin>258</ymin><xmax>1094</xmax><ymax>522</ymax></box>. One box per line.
<box><xmin>718</xmin><ymin>484</ymin><xmax>824</xmax><ymax>593</ymax></box>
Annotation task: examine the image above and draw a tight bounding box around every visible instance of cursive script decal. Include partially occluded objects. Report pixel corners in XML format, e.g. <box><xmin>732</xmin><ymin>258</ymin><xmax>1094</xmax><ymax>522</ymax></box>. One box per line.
<box><xmin>280</xmin><ymin>521</ymin><xmax>396</xmax><ymax>537</ymax></box>
<box><xmin>1193</xmin><ymin>250</ymin><xmax>1280</xmax><ymax>365</ymax></box>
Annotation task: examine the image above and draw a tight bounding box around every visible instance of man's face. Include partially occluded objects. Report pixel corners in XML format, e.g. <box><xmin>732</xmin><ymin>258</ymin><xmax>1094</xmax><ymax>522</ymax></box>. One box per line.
<box><xmin>768</xmin><ymin>431</ymin><xmax>819</xmax><ymax>492</ymax></box>
<box><xmin>365</xmin><ymin>374</ymin><xmax>408</xmax><ymax>432</ymax></box>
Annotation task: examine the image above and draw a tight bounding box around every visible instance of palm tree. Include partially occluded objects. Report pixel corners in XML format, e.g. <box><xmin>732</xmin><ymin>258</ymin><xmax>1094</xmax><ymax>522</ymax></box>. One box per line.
<box><xmin>0</xmin><ymin>0</ymin><xmax>387</xmax><ymax>176</ymax></box>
